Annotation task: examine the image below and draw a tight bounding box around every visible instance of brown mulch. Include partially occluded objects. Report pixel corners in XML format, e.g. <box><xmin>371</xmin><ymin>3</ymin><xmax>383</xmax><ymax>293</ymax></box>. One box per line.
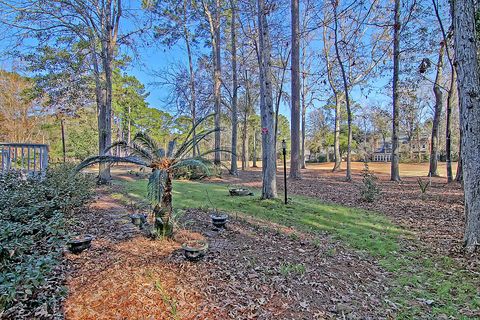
<box><xmin>64</xmin><ymin>189</ymin><xmax>392</xmax><ymax>319</ymax></box>
<box><xmin>209</xmin><ymin>166</ymin><xmax>465</xmax><ymax>256</ymax></box>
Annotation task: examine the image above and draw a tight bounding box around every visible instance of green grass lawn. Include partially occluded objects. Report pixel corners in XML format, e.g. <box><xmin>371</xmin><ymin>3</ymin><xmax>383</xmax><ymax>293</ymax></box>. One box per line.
<box><xmin>114</xmin><ymin>178</ymin><xmax>480</xmax><ymax>319</ymax></box>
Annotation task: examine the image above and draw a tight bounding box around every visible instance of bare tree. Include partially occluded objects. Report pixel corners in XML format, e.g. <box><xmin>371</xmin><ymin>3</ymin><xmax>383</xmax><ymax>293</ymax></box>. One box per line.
<box><xmin>202</xmin><ymin>0</ymin><xmax>222</xmax><ymax>164</ymax></box>
<box><xmin>391</xmin><ymin>0</ymin><xmax>401</xmax><ymax>181</ymax></box>
<box><xmin>0</xmin><ymin>0</ymin><xmax>131</xmax><ymax>183</ymax></box>
<box><xmin>332</xmin><ymin>0</ymin><xmax>353</xmax><ymax>181</ymax></box>
<box><xmin>230</xmin><ymin>0</ymin><xmax>239</xmax><ymax>175</ymax></box>
<box><xmin>257</xmin><ymin>0</ymin><xmax>277</xmax><ymax>199</ymax></box>
<box><xmin>290</xmin><ymin>0</ymin><xmax>301</xmax><ymax>179</ymax></box>
<box><xmin>428</xmin><ymin>41</ymin><xmax>445</xmax><ymax>177</ymax></box>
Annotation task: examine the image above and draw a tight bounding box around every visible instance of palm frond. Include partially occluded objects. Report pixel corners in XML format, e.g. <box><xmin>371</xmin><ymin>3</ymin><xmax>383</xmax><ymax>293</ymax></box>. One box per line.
<box><xmin>175</xmin><ymin>127</ymin><xmax>220</xmax><ymax>159</ymax></box>
<box><xmin>166</xmin><ymin>141</ymin><xmax>176</xmax><ymax>157</ymax></box>
<box><xmin>179</xmin><ymin>114</ymin><xmax>215</xmax><ymax>149</ymax></box>
<box><xmin>133</xmin><ymin>132</ymin><xmax>160</xmax><ymax>153</ymax></box>
<box><xmin>107</xmin><ymin>141</ymin><xmax>154</xmax><ymax>163</ymax></box>
<box><xmin>75</xmin><ymin>155</ymin><xmax>148</xmax><ymax>172</ymax></box>
<box><xmin>147</xmin><ymin>169</ymin><xmax>168</xmax><ymax>205</ymax></box>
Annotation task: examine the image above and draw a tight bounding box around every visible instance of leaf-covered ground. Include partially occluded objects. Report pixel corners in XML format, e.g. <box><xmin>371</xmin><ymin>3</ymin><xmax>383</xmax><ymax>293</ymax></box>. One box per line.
<box><xmin>66</xmin><ymin>163</ymin><xmax>480</xmax><ymax>319</ymax></box>
<box><xmin>64</xmin><ymin>188</ymin><xmax>392</xmax><ymax>319</ymax></box>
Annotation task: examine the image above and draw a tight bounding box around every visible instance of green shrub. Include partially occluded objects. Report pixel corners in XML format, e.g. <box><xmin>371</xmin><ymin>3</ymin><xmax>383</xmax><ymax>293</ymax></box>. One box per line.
<box><xmin>174</xmin><ymin>162</ymin><xmax>219</xmax><ymax>180</ymax></box>
<box><xmin>360</xmin><ymin>162</ymin><xmax>381</xmax><ymax>202</ymax></box>
<box><xmin>0</xmin><ymin>164</ymin><xmax>94</xmax><ymax>318</ymax></box>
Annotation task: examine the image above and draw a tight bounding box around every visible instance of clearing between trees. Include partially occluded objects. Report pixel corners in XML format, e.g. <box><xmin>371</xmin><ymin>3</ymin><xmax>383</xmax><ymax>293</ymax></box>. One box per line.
<box><xmin>63</xmin><ymin>163</ymin><xmax>479</xmax><ymax>319</ymax></box>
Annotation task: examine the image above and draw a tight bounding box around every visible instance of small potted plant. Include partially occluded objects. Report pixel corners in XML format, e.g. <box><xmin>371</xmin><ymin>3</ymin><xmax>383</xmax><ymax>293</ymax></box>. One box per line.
<box><xmin>67</xmin><ymin>235</ymin><xmax>93</xmax><ymax>254</ymax></box>
<box><xmin>206</xmin><ymin>190</ymin><xmax>229</xmax><ymax>228</ymax></box>
<box><xmin>130</xmin><ymin>213</ymin><xmax>143</xmax><ymax>226</ymax></box>
<box><xmin>182</xmin><ymin>239</ymin><xmax>208</xmax><ymax>261</ymax></box>
<box><xmin>129</xmin><ymin>202</ymin><xmax>147</xmax><ymax>227</ymax></box>
<box><xmin>210</xmin><ymin>212</ymin><xmax>228</xmax><ymax>228</ymax></box>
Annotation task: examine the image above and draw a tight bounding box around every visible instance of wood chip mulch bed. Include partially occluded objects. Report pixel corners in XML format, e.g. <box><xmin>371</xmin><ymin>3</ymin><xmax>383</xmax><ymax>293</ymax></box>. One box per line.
<box><xmin>64</xmin><ymin>189</ymin><xmax>392</xmax><ymax>319</ymax></box>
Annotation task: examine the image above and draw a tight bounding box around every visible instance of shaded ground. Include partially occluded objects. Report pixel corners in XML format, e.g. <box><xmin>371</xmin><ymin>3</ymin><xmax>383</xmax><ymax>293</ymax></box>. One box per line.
<box><xmin>211</xmin><ymin>162</ymin><xmax>465</xmax><ymax>256</ymax></box>
<box><xmin>64</xmin><ymin>189</ymin><xmax>391</xmax><ymax>319</ymax></box>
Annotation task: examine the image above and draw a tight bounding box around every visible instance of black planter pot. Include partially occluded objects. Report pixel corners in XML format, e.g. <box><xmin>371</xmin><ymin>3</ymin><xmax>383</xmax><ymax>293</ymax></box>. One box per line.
<box><xmin>67</xmin><ymin>235</ymin><xmax>93</xmax><ymax>254</ymax></box>
<box><xmin>210</xmin><ymin>213</ymin><xmax>228</xmax><ymax>228</ymax></box>
<box><xmin>229</xmin><ymin>188</ymin><xmax>254</xmax><ymax>196</ymax></box>
<box><xmin>182</xmin><ymin>240</ymin><xmax>208</xmax><ymax>261</ymax></box>
<box><xmin>130</xmin><ymin>214</ymin><xmax>146</xmax><ymax>226</ymax></box>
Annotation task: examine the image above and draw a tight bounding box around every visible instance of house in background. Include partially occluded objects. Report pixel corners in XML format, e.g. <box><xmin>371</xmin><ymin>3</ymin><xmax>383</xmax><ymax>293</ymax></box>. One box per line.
<box><xmin>371</xmin><ymin>135</ymin><xmax>430</xmax><ymax>162</ymax></box>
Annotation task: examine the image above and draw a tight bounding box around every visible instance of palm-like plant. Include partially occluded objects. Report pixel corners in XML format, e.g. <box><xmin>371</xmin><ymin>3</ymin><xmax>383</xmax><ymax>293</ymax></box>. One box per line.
<box><xmin>76</xmin><ymin>116</ymin><xmax>221</xmax><ymax>237</ymax></box>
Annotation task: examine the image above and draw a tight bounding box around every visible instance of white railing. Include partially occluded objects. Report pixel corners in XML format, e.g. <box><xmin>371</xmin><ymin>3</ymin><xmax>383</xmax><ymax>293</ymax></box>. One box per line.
<box><xmin>0</xmin><ymin>143</ymin><xmax>49</xmax><ymax>176</ymax></box>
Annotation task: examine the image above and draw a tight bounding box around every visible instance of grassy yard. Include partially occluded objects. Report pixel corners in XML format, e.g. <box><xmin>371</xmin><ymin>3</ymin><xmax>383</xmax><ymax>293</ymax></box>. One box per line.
<box><xmin>115</xmin><ymin>178</ymin><xmax>479</xmax><ymax>319</ymax></box>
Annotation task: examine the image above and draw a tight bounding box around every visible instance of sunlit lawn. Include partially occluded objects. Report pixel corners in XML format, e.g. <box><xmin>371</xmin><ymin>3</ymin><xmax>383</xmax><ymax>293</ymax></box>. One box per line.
<box><xmin>115</xmin><ymin>178</ymin><xmax>478</xmax><ymax>318</ymax></box>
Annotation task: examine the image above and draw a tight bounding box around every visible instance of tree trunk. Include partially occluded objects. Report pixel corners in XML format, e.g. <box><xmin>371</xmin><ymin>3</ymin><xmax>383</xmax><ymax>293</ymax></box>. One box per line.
<box><xmin>391</xmin><ymin>0</ymin><xmax>401</xmax><ymax>182</ymax></box>
<box><xmin>214</xmin><ymin>0</ymin><xmax>222</xmax><ymax>165</ymax></box>
<box><xmin>257</xmin><ymin>0</ymin><xmax>277</xmax><ymax>199</ymax></box>
<box><xmin>127</xmin><ymin>105</ymin><xmax>131</xmax><ymax>145</ymax></box>
<box><xmin>333</xmin><ymin>3</ymin><xmax>352</xmax><ymax>181</ymax></box>
<box><xmin>446</xmin><ymin>68</ymin><xmax>456</xmax><ymax>182</ymax></box>
<box><xmin>184</xmin><ymin>0</ymin><xmax>198</xmax><ymax>157</ymax></box>
<box><xmin>241</xmin><ymin>113</ymin><xmax>249</xmax><ymax>170</ymax></box>
<box><xmin>322</xmin><ymin>21</ymin><xmax>341</xmax><ymax>172</ymax></box>
<box><xmin>429</xmin><ymin>42</ymin><xmax>445</xmax><ymax>177</ymax></box>
<box><xmin>154</xmin><ymin>171</ymin><xmax>173</xmax><ymax>237</ymax></box>
<box><xmin>456</xmin><ymin>148</ymin><xmax>463</xmax><ymax>182</ymax></box>
<box><xmin>290</xmin><ymin>0</ymin><xmax>301</xmax><ymax>179</ymax></box>
<box><xmin>453</xmin><ymin>0</ymin><xmax>480</xmax><ymax>251</ymax></box>
<box><xmin>252</xmin><ymin>129</ymin><xmax>257</xmax><ymax>167</ymax></box>
<box><xmin>60</xmin><ymin>117</ymin><xmax>66</xmax><ymax>163</ymax></box>
<box><xmin>333</xmin><ymin>93</ymin><xmax>342</xmax><ymax>171</ymax></box>
<box><xmin>301</xmin><ymin>101</ymin><xmax>306</xmax><ymax>169</ymax></box>
<box><xmin>230</xmin><ymin>0</ymin><xmax>238</xmax><ymax>175</ymax></box>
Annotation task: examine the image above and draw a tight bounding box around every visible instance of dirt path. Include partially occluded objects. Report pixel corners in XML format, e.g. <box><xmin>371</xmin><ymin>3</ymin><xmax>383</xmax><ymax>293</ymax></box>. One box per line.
<box><xmin>64</xmin><ymin>189</ymin><xmax>392</xmax><ymax>319</ymax></box>
<box><xmin>210</xmin><ymin>165</ymin><xmax>465</xmax><ymax>255</ymax></box>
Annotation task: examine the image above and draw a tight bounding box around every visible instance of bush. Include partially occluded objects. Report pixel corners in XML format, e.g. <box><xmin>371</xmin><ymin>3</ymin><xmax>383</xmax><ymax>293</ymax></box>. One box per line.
<box><xmin>0</xmin><ymin>164</ymin><xmax>95</xmax><ymax>319</ymax></box>
<box><xmin>174</xmin><ymin>163</ymin><xmax>219</xmax><ymax>180</ymax></box>
<box><xmin>360</xmin><ymin>162</ymin><xmax>381</xmax><ymax>202</ymax></box>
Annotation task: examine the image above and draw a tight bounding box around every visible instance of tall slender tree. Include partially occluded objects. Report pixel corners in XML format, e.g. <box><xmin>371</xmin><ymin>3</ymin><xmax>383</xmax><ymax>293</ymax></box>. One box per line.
<box><xmin>428</xmin><ymin>41</ymin><xmax>445</xmax><ymax>177</ymax></box>
<box><xmin>453</xmin><ymin>0</ymin><xmax>480</xmax><ymax>251</ymax></box>
<box><xmin>391</xmin><ymin>0</ymin><xmax>401</xmax><ymax>181</ymax></box>
<box><xmin>230</xmin><ymin>0</ymin><xmax>239</xmax><ymax>175</ymax></box>
<box><xmin>290</xmin><ymin>0</ymin><xmax>301</xmax><ymax>179</ymax></box>
<box><xmin>257</xmin><ymin>0</ymin><xmax>277</xmax><ymax>199</ymax></box>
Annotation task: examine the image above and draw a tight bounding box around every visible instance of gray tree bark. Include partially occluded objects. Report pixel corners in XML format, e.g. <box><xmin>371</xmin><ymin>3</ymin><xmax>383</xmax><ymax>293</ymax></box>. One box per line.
<box><xmin>252</xmin><ymin>128</ymin><xmax>257</xmax><ymax>167</ymax></box>
<box><xmin>257</xmin><ymin>0</ymin><xmax>277</xmax><ymax>199</ymax></box>
<box><xmin>290</xmin><ymin>0</ymin><xmax>301</xmax><ymax>179</ymax></box>
<box><xmin>391</xmin><ymin>0</ymin><xmax>401</xmax><ymax>182</ymax></box>
<box><xmin>184</xmin><ymin>0</ymin><xmax>199</xmax><ymax>157</ymax></box>
<box><xmin>429</xmin><ymin>42</ymin><xmax>445</xmax><ymax>177</ymax></box>
<box><xmin>333</xmin><ymin>2</ymin><xmax>352</xmax><ymax>181</ymax></box>
<box><xmin>453</xmin><ymin>0</ymin><xmax>480</xmax><ymax>251</ymax></box>
<box><xmin>322</xmin><ymin>24</ymin><xmax>341</xmax><ymax>171</ymax></box>
<box><xmin>446</xmin><ymin>69</ymin><xmax>456</xmax><ymax>182</ymax></box>
<box><xmin>230</xmin><ymin>0</ymin><xmax>238</xmax><ymax>175</ymax></box>
<box><xmin>214</xmin><ymin>0</ymin><xmax>222</xmax><ymax>165</ymax></box>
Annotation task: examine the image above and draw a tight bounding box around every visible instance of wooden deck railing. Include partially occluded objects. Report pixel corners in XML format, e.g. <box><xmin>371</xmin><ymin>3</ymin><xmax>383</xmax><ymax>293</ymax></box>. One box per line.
<box><xmin>0</xmin><ymin>143</ymin><xmax>49</xmax><ymax>176</ymax></box>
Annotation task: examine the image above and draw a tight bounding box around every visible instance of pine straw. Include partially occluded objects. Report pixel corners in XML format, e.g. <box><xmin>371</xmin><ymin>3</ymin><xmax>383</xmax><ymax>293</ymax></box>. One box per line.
<box><xmin>64</xmin><ymin>188</ymin><xmax>390</xmax><ymax>319</ymax></box>
<box><xmin>65</xmin><ymin>237</ymin><xmax>221</xmax><ymax>319</ymax></box>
